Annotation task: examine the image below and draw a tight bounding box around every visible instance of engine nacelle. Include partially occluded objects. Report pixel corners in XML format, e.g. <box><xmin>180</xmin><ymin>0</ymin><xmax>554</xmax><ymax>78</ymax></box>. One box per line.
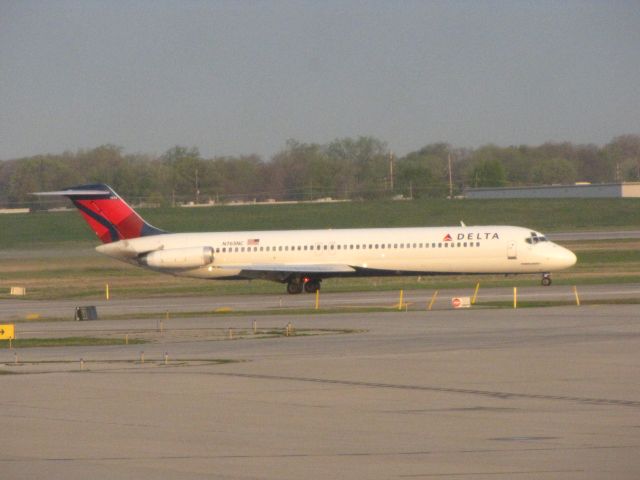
<box><xmin>143</xmin><ymin>246</ymin><xmax>214</xmax><ymax>269</ymax></box>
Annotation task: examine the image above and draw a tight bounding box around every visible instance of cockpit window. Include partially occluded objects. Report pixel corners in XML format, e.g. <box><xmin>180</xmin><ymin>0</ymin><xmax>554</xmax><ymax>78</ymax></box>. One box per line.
<box><xmin>526</xmin><ymin>232</ymin><xmax>548</xmax><ymax>244</ymax></box>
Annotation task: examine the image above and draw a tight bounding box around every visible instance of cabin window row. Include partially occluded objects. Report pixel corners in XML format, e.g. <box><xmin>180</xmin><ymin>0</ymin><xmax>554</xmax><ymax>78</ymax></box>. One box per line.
<box><xmin>215</xmin><ymin>241</ymin><xmax>482</xmax><ymax>253</ymax></box>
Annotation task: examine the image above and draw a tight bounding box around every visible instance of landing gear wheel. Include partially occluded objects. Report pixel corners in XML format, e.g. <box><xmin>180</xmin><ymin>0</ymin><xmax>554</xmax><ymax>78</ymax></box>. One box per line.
<box><xmin>286</xmin><ymin>280</ymin><xmax>304</xmax><ymax>294</ymax></box>
<box><xmin>304</xmin><ymin>279</ymin><xmax>321</xmax><ymax>293</ymax></box>
<box><xmin>541</xmin><ymin>273</ymin><xmax>552</xmax><ymax>286</ymax></box>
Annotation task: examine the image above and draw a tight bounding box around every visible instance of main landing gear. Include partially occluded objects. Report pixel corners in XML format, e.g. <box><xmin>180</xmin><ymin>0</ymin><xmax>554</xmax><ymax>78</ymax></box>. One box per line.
<box><xmin>286</xmin><ymin>277</ymin><xmax>321</xmax><ymax>294</ymax></box>
<box><xmin>541</xmin><ymin>273</ymin><xmax>552</xmax><ymax>286</ymax></box>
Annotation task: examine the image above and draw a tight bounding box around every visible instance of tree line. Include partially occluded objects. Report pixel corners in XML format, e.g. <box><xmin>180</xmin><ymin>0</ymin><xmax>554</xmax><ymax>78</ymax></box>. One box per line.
<box><xmin>1</xmin><ymin>134</ymin><xmax>639</xmax><ymax>208</ymax></box>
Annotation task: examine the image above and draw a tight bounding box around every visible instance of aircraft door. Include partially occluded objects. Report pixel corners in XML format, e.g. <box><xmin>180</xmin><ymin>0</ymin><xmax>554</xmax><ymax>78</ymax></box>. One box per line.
<box><xmin>507</xmin><ymin>241</ymin><xmax>517</xmax><ymax>259</ymax></box>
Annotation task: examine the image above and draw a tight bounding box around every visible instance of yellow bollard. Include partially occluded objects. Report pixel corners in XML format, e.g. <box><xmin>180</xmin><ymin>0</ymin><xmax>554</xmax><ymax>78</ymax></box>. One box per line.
<box><xmin>513</xmin><ymin>287</ymin><xmax>517</xmax><ymax>309</ymax></box>
<box><xmin>472</xmin><ymin>282</ymin><xmax>480</xmax><ymax>304</ymax></box>
<box><xmin>105</xmin><ymin>283</ymin><xmax>110</xmax><ymax>300</ymax></box>
<box><xmin>140</xmin><ymin>351</ymin><xmax>145</xmax><ymax>364</ymax></box>
<box><xmin>228</xmin><ymin>328</ymin><xmax>233</xmax><ymax>340</ymax></box>
<box><xmin>315</xmin><ymin>289</ymin><xmax>320</xmax><ymax>310</ymax></box>
<box><xmin>398</xmin><ymin>290</ymin><xmax>404</xmax><ymax>311</ymax></box>
<box><xmin>428</xmin><ymin>290</ymin><xmax>439</xmax><ymax>311</ymax></box>
<box><xmin>164</xmin><ymin>352</ymin><xmax>168</xmax><ymax>365</ymax></box>
<box><xmin>573</xmin><ymin>286</ymin><xmax>581</xmax><ymax>306</ymax></box>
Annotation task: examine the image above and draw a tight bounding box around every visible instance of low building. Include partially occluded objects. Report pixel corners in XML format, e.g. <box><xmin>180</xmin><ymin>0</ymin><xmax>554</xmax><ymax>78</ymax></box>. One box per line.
<box><xmin>464</xmin><ymin>182</ymin><xmax>640</xmax><ymax>199</ymax></box>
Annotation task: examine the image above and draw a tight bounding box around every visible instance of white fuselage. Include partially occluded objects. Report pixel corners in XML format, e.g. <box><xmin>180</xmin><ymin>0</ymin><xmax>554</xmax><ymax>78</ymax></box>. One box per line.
<box><xmin>96</xmin><ymin>225</ymin><xmax>576</xmax><ymax>281</ymax></box>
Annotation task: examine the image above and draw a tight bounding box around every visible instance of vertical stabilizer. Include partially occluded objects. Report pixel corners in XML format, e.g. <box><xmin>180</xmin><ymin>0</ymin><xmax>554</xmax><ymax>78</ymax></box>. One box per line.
<box><xmin>34</xmin><ymin>184</ymin><xmax>165</xmax><ymax>243</ymax></box>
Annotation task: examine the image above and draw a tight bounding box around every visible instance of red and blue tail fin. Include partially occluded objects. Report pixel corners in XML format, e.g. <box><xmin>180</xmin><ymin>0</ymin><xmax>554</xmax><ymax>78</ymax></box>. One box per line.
<box><xmin>35</xmin><ymin>184</ymin><xmax>165</xmax><ymax>243</ymax></box>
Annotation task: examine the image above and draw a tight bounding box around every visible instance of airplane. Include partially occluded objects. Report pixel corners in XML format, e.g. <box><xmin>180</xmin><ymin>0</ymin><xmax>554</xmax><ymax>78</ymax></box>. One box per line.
<box><xmin>35</xmin><ymin>184</ymin><xmax>577</xmax><ymax>294</ymax></box>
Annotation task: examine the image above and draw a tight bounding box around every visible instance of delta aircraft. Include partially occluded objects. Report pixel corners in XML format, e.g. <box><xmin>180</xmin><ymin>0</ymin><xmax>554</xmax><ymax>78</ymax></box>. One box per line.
<box><xmin>35</xmin><ymin>184</ymin><xmax>577</xmax><ymax>294</ymax></box>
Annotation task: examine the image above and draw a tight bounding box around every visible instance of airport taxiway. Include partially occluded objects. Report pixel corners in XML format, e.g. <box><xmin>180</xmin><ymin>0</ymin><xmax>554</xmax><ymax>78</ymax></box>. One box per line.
<box><xmin>1</xmin><ymin>301</ymin><xmax>639</xmax><ymax>479</ymax></box>
<box><xmin>3</xmin><ymin>283</ymin><xmax>640</xmax><ymax>320</ymax></box>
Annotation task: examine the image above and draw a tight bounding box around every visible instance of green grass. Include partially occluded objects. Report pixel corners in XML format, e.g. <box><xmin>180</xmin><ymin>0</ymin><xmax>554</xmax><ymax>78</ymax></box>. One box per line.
<box><xmin>0</xmin><ymin>337</ymin><xmax>146</xmax><ymax>349</ymax></box>
<box><xmin>478</xmin><ymin>298</ymin><xmax>640</xmax><ymax>309</ymax></box>
<box><xmin>2</xmin><ymin>198</ymin><xmax>640</xmax><ymax>249</ymax></box>
<box><xmin>574</xmin><ymin>250</ymin><xmax>640</xmax><ymax>264</ymax></box>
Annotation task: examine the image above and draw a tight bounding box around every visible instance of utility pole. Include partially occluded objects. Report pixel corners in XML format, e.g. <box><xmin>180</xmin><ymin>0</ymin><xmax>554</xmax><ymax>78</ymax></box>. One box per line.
<box><xmin>195</xmin><ymin>166</ymin><xmax>200</xmax><ymax>204</ymax></box>
<box><xmin>389</xmin><ymin>151</ymin><xmax>394</xmax><ymax>192</ymax></box>
<box><xmin>448</xmin><ymin>152</ymin><xmax>453</xmax><ymax>199</ymax></box>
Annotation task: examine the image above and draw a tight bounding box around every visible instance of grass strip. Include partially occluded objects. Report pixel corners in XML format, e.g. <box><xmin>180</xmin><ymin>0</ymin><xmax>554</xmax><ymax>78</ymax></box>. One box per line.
<box><xmin>477</xmin><ymin>298</ymin><xmax>640</xmax><ymax>309</ymax></box>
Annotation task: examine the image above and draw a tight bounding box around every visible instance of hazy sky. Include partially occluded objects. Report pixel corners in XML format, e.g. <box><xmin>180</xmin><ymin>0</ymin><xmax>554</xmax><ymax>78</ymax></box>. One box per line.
<box><xmin>1</xmin><ymin>1</ymin><xmax>639</xmax><ymax>160</ymax></box>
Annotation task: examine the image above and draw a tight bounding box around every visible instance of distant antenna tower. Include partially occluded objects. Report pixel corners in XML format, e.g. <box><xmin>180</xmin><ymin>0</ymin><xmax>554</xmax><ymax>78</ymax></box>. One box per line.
<box><xmin>448</xmin><ymin>152</ymin><xmax>453</xmax><ymax>199</ymax></box>
<box><xmin>389</xmin><ymin>151</ymin><xmax>395</xmax><ymax>191</ymax></box>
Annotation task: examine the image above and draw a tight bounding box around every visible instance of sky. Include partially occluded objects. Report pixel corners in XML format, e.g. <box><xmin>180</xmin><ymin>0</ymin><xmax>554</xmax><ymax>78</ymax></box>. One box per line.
<box><xmin>1</xmin><ymin>0</ymin><xmax>639</xmax><ymax>160</ymax></box>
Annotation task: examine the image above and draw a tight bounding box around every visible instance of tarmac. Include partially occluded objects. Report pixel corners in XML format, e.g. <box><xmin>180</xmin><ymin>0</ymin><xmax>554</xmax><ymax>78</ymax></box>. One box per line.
<box><xmin>1</xmin><ymin>301</ymin><xmax>639</xmax><ymax>479</ymax></box>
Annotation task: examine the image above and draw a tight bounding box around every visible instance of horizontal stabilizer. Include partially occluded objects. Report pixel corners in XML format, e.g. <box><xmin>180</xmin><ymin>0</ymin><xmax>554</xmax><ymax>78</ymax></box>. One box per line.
<box><xmin>34</xmin><ymin>189</ymin><xmax>112</xmax><ymax>197</ymax></box>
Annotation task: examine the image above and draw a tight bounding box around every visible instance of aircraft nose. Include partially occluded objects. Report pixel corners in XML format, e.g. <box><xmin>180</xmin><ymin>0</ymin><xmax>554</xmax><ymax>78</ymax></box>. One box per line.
<box><xmin>562</xmin><ymin>247</ymin><xmax>577</xmax><ymax>268</ymax></box>
<box><xmin>551</xmin><ymin>245</ymin><xmax>577</xmax><ymax>269</ymax></box>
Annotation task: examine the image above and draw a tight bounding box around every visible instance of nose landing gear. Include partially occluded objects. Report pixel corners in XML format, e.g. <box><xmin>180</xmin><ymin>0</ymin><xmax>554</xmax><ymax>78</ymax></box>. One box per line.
<box><xmin>541</xmin><ymin>273</ymin><xmax>552</xmax><ymax>286</ymax></box>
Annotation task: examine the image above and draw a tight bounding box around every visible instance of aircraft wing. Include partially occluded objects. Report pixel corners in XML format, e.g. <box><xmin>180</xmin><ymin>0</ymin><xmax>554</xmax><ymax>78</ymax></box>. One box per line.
<box><xmin>221</xmin><ymin>263</ymin><xmax>355</xmax><ymax>273</ymax></box>
<box><xmin>218</xmin><ymin>263</ymin><xmax>355</xmax><ymax>281</ymax></box>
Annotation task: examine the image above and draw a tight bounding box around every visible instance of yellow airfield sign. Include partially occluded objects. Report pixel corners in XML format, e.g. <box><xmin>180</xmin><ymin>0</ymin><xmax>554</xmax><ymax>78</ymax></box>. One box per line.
<box><xmin>0</xmin><ymin>324</ymin><xmax>15</xmax><ymax>340</ymax></box>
